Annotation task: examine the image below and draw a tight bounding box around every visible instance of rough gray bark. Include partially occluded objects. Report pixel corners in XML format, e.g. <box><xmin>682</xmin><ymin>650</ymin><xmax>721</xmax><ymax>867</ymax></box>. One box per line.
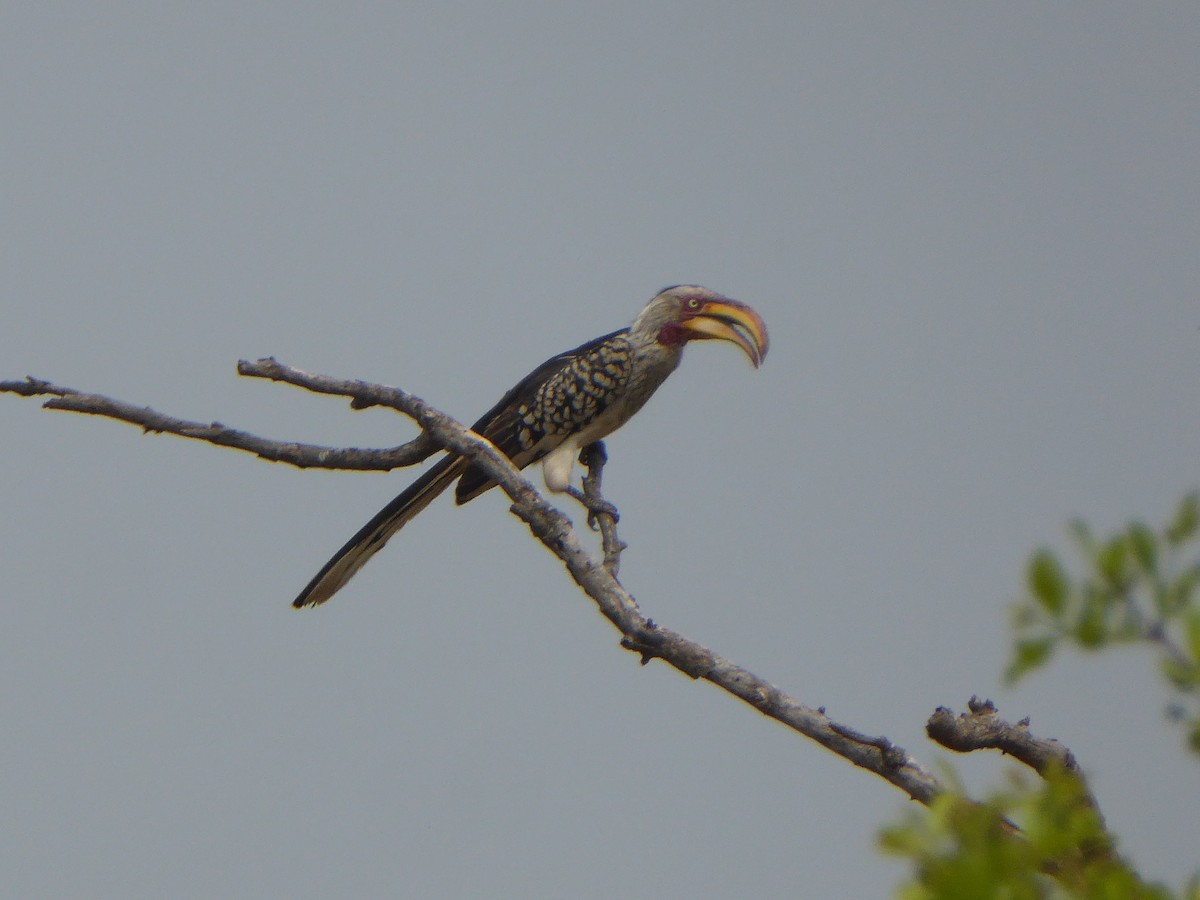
<box><xmin>5</xmin><ymin>361</ymin><xmax>1090</xmax><ymax>814</ymax></box>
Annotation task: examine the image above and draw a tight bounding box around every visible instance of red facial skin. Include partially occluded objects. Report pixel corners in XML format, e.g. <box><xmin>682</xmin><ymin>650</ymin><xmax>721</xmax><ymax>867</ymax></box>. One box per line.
<box><xmin>657</xmin><ymin>295</ymin><xmax>706</xmax><ymax>347</ymax></box>
<box><xmin>658</xmin><ymin>320</ymin><xmax>687</xmax><ymax>347</ymax></box>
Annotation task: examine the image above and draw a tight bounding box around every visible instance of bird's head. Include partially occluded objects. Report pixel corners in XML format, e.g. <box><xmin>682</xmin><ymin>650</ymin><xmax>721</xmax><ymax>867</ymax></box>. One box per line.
<box><xmin>634</xmin><ymin>285</ymin><xmax>770</xmax><ymax>368</ymax></box>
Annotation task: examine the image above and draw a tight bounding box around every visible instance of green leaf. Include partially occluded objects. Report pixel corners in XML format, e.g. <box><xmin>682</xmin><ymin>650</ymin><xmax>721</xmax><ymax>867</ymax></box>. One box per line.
<box><xmin>1188</xmin><ymin>609</ymin><xmax>1200</xmax><ymax>663</ymax></box>
<box><xmin>1167</xmin><ymin>491</ymin><xmax>1200</xmax><ymax>545</ymax></box>
<box><xmin>1159</xmin><ymin>656</ymin><xmax>1199</xmax><ymax>690</ymax></box>
<box><xmin>1028</xmin><ymin>549</ymin><xmax>1069</xmax><ymax>616</ymax></box>
<box><xmin>1097</xmin><ymin>537</ymin><xmax>1130</xmax><ymax>587</ymax></box>
<box><xmin>1127</xmin><ymin>522</ymin><xmax>1158</xmax><ymax>575</ymax></box>
<box><xmin>1161</xmin><ymin>566</ymin><xmax>1197</xmax><ymax>619</ymax></box>
<box><xmin>1006</xmin><ymin>636</ymin><xmax>1056</xmax><ymax>684</ymax></box>
<box><xmin>1076</xmin><ymin>598</ymin><xmax>1108</xmax><ymax>648</ymax></box>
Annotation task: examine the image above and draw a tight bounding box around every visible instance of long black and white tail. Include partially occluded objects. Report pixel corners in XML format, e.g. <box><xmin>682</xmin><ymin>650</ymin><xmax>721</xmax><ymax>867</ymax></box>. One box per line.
<box><xmin>292</xmin><ymin>455</ymin><xmax>467</xmax><ymax>608</ymax></box>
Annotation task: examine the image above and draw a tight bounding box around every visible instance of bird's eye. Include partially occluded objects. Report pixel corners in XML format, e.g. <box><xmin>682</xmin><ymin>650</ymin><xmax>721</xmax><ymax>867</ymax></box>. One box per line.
<box><xmin>685</xmin><ymin>297</ymin><xmax>703</xmax><ymax>312</ymax></box>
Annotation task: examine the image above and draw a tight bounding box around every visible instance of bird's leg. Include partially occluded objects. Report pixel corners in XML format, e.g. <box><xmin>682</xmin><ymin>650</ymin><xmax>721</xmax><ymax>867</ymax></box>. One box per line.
<box><xmin>569</xmin><ymin>441</ymin><xmax>620</xmax><ymax>526</ymax></box>
<box><xmin>570</xmin><ymin>441</ymin><xmax>627</xmax><ymax>576</ymax></box>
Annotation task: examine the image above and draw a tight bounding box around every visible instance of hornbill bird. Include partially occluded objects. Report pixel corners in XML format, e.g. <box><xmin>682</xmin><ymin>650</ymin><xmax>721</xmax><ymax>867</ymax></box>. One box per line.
<box><xmin>293</xmin><ymin>284</ymin><xmax>769</xmax><ymax>608</ymax></box>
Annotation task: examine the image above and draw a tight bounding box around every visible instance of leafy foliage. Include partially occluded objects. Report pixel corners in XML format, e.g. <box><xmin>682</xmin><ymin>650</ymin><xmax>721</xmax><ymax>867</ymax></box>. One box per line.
<box><xmin>883</xmin><ymin>491</ymin><xmax>1200</xmax><ymax>897</ymax></box>
<box><xmin>1006</xmin><ymin>492</ymin><xmax>1200</xmax><ymax>753</ymax></box>
<box><xmin>880</xmin><ymin>765</ymin><xmax>1174</xmax><ymax>899</ymax></box>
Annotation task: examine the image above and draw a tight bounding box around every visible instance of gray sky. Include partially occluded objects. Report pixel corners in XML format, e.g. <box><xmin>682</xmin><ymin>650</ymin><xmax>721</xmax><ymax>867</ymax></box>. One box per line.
<box><xmin>3</xmin><ymin>4</ymin><xmax>1197</xmax><ymax>897</ymax></box>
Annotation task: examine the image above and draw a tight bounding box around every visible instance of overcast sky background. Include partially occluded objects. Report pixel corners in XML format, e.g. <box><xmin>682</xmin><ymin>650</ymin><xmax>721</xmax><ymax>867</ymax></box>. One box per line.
<box><xmin>2</xmin><ymin>4</ymin><xmax>1197</xmax><ymax>897</ymax></box>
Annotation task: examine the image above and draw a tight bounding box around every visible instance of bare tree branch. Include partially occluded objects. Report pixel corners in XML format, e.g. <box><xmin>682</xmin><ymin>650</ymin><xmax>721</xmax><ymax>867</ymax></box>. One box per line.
<box><xmin>577</xmin><ymin>441</ymin><xmax>626</xmax><ymax>576</ymax></box>
<box><xmin>6</xmin><ymin>359</ymin><xmax>963</xmax><ymax>808</ymax></box>
<box><xmin>925</xmin><ymin>697</ymin><xmax>1130</xmax><ymax>876</ymax></box>
<box><xmin>926</xmin><ymin>696</ymin><xmax>1083</xmax><ymax>778</ymax></box>
<box><xmin>2</xmin><ymin>374</ymin><xmax>437</xmax><ymax>470</ymax></box>
<box><xmin>927</xmin><ymin>696</ymin><xmax>1108</xmax><ymax>833</ymax></box>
